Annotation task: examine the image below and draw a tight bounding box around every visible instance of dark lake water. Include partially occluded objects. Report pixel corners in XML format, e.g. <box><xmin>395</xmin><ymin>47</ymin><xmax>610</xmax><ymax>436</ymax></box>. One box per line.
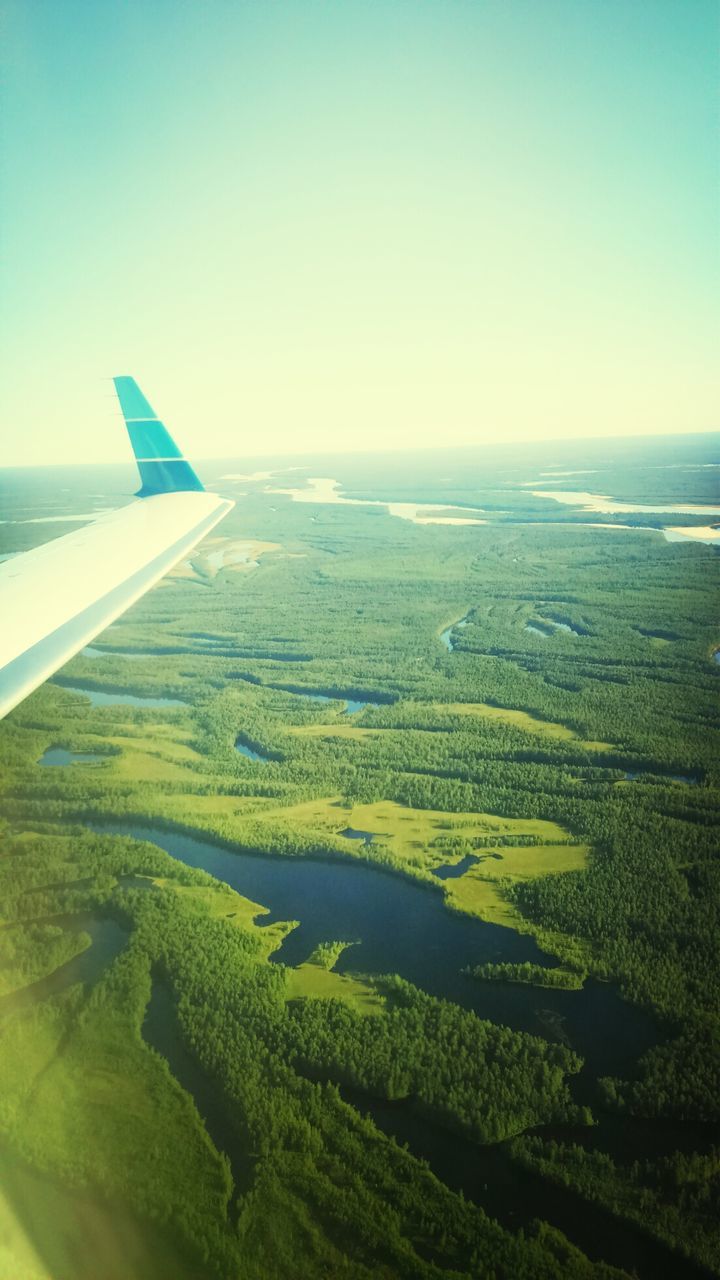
<box><xmin>2</xmin><ymin>888</ymin><xmax>705</xmax><ymax>1279</ymax></box>
<box><xmin>344</xmin><ymin>1091</ymin><xmax>712</xmax><ymax>1280</ymax></box>
<box><xmin>433</xmin><ymin>852</ymin><xmax>480</xmax><ymax>879</ymax></box>
<box><xmin>85</xmin><ymin>822</ymin><xmax>704</xmax><ymax>1280</ymax></box>
<box><xmin>95</xmin><ymin>822</ymin><xmax>658</xmax><ymax>1078</ymax></box>
<box><xmin>339</xmin><ymin>827</ymin><xmax>374</xmax><ymax>845</ymax></box>
<box><xmin>63</xmin><ymin>824</ymin><xmax>707</xmax><ymax>1280</ymax></box>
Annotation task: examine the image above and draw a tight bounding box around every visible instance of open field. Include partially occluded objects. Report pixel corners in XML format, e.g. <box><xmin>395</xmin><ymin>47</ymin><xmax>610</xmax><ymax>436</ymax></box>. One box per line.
<box><xmin>285</xmin><ymin>960</ymin><xmax>385</xmax><ymax>1016</ymax></box>
<box><xmin>440</xmin><ymin>702</ymin><xmax>614</xmax><ymax>750</ymax></box>
<box><xmin>287</xmin><ymin>723</ymin><xmax>380</xmax><ymax>741</ymax></box>
<box><xmin>445</xmin><ymin>842</ymin><xmax>589</xmax><ymax>929</ymax></box>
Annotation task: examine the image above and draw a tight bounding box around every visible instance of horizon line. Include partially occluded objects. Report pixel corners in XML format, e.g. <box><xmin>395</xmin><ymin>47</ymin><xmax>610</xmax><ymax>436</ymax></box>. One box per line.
<box><xmin>1</xmin><ymin>425</ymin><xmax>719</xmax><ymax>473</ymax></box>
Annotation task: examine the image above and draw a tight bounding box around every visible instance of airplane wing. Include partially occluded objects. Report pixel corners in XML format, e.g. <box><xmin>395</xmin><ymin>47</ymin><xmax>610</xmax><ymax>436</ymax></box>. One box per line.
<box><xmin>0</xmin><ymin>377</ymin><xmax>233</xmax><ymax>719</ymax></box>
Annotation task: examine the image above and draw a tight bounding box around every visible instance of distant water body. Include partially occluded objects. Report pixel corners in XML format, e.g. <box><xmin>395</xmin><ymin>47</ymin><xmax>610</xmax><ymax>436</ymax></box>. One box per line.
<box><xmin>52</xmin><ymin>682</ymin><xmax>186</xmax><ymax>709</ymax></box>
<box><xmin>38</xmin><ymin>747</ymin><xmax>103</xmax><ymax>767</ymax></box>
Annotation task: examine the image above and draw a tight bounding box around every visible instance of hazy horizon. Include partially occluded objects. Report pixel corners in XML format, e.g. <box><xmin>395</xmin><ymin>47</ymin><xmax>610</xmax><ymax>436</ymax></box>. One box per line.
<box><xmin>0</xmin><ymin>424</ymin><xmax>719</xmax><ymax>475</ymax></box>
<box><xmin>1</xmin><ymin>426</ymin><xmax>717</xmax><ymax>481</ymax></box>
<box><xmin>1</xmin><ymin>0</ymin><xmax>718</xmax><ymax>466</ymax></box>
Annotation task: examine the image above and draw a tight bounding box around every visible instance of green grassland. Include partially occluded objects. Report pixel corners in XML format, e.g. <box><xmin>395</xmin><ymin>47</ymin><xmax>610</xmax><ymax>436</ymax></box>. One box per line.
<box><xmin>1</xmin><ymin>444</ymin><xmax>719</xmax><ymax>1278</ymax></box>
<box><xmin>285</xmin><ymin>945</ymin><xmax>384</xmax><ymax>1016</ymax></box>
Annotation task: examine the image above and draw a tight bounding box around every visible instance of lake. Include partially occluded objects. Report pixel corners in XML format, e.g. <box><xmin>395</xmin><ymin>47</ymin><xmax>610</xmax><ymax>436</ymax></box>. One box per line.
<box><xmin>52</xmin><ymin>682</ymin><xmax>187</xmax><ymax>708</ymax></box>
<box><xmin>94</xmin><ymin>822</ymin><xmax>658</xmax><ymax>1078</ymax></box>
<box><xmin>272</xmin><ymin>685</ymin><xmax>383</xmax><ymax>714</ymax></box>
<box><xmin>235</xmin><ymin>738</ymin><xmax>273</xmax><ymax>763</ymax></box>
<box><xmin>38</xmin><ymin>747</ymin><xmax>104</xmax><ymax>767</ymax></box>
<box><xmin>88</xmin><ymin>821</ymin><xmax>702</xmax><ymax>1280</ymax></box>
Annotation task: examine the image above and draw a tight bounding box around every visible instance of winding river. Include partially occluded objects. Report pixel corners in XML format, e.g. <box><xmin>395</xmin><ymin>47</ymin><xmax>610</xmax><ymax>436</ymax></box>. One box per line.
<box><xmin>439</xmin><ymin>614</ymin><xmax>470</xmax><ymax>652</ymax></box>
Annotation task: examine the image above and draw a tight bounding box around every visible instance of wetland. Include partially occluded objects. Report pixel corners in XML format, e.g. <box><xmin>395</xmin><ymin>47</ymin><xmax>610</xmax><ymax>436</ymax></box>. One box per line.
<box><xmin>1</xmin><ymin>436</ymin><xmax>719</xmax><ymax>1280</ymax></box>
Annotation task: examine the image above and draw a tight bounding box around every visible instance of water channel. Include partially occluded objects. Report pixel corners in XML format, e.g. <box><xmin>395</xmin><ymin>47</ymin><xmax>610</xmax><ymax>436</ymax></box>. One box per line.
<box><xmin>342</xmin><ymin>1089</ymin><xmax>713</xmax><ymax>1280</ymax></box>
<box><xmin>142</xmin><ymin>981</ymin><xmax>255</xmax><ymax>1202</ymax></box>
<box><xmin>439</xmin><ymin>614</ymin><xmax>470</xmax><ymax>652</ymax></box>
<box><xmin>51</xmin><ymin>682</ymin><xmax>187</xmax><ymax>709</ymax></box>
<box><xmin>228</xmin><ymin>670</ymin><xmax>387</xmax><ymax>714</ymax></box>
<box><xmin>282</xmin><ymin>689</ymin><xmax>382</xmax><ymax>715</ymax></box>
<box><xmin>525</xmin><ymin>618</ymin><xmax>583</xmax><ymax>639</ymax></box>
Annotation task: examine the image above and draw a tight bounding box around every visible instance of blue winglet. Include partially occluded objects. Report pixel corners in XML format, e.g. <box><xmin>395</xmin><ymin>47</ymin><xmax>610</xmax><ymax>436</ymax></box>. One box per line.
<box><xmin>113</xmin><ymin>376</ymin><xmax>205</xmax><ymax>496</ymax></box>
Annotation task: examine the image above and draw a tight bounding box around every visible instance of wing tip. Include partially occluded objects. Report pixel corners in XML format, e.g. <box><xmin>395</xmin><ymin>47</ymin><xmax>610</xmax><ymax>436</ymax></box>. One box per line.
<box><xmin>113</xmin><ymin>376</ymin><xmax>205</xmax><ymax>496</ymax></box>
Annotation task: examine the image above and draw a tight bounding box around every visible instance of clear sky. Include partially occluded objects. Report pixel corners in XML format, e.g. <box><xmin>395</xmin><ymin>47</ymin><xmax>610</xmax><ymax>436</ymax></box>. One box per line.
<box><xmin>1</xmin><ymin>0</ymin><xmax>718</xmax><ymax>466</ymax></box>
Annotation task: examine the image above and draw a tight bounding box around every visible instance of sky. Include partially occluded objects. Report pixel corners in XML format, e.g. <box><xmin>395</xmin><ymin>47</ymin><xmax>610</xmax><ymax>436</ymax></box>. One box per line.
<box><xmin>1</xmin><ymin>0</ymin><xmax>718</xmax><ymax>466</ymax></box>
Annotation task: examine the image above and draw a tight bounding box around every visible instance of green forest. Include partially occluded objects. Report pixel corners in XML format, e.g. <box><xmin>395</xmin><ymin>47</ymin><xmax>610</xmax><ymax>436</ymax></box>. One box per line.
<box><xmin>0</xmin><ymin>444</ymin><xmax>718</xmax><ymax>1279</ymax></box>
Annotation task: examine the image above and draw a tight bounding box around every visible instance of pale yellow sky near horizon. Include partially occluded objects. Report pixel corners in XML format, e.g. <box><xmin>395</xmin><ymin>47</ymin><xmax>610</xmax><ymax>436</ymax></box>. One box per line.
<box><xmin>1</xmin><ymin>0</ymin><xmax>718</xmax><ymax>466</ymax></box>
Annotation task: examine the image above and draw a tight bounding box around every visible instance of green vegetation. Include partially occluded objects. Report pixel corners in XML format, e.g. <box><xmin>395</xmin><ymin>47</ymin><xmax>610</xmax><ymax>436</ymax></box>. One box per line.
<box><xmin>284</xmin><ymin>959</ymin><xmax>384</xmax><ymax>1015</ymax></box>
<box><xmin>0</xmin><ymin>922</ymin><xmax>91</xmax><ymax>998</ymax></box>
<box><xmin>512</xmin><ymin>1137</ymin><xmax>720</xmax><ymax>1276</ymax></box>
<box><xmin>304</xmin><ymin>939</ymin><xmax>357</xmax><ymax>970</ymax></box>
<box><xmin>285</xmin><ymin>940</ymin><xmax>385</xmax><ymax>1015</ymax></box>
<box><xmin>0</xmin><ymin>830</ymin><xmax>603</xmax><ymax>1279</ymax></box>
<box><xmin>1</xmin><ymin>442</ymin><xmax>718</xmax><ymax>1277</ymax></box>
<box><xmin>464</xmin><ymin>961</ymin><xmax>586</xmax><ymax>990</ymax></box>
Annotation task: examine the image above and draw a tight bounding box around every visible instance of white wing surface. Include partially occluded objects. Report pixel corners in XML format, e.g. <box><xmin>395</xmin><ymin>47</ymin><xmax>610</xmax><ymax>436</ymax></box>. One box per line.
<box><xmin>0</xmin><ymin>378</ymin><xmax>233</xmax><ymax>719</ymax></box>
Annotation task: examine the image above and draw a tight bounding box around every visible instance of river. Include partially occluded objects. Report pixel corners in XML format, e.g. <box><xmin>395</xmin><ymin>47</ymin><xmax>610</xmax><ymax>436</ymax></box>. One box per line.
<box><xmin>439</xmin><ymin>614</ymin><xmax>470</xmax><ymax>651</ymax></box>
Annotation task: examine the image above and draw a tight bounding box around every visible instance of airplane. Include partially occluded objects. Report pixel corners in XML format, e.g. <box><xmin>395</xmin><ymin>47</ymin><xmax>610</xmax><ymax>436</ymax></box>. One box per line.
<box><xmin>0</xmin><ymin>377</ymin><xmax>233</xmax><ymax>719</ymax></box>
